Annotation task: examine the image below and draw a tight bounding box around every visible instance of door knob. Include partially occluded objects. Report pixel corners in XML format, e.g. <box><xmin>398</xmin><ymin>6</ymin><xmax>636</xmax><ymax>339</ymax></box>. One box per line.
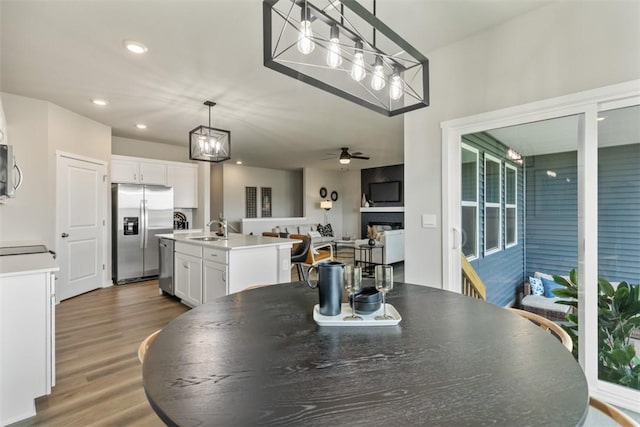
<box><xmin>61</xmin><ymin>233</ymin><xmax>69</xmax><ymax>238</ymax></box>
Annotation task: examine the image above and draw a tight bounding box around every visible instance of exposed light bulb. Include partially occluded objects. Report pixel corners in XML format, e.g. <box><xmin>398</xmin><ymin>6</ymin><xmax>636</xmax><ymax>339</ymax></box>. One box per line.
<box><xmin>371</xmin><ymin>55</ymin><xmax>386</xmax><ymax>91</ymax></box>
<box><xmin>297</xmin><ymin>7</ymin><xmax>315</xmax><ymax>55</ymax></box>
<box><xmin>350</xmin><ymin>40</ymin><xmax>366</xmax><ymax>82</ymax></box>
<box><xmin>326</xmin><ymin>25</ymin><xmax>342</xmax><ymax>68</ymax></box>
<box><xmin>389</xmin><ymin>68</ymin><xmax>403</xmax><ymax>100</ymax></box>
<box><xmin>339</xmin><ymin>158</ymin><xmax>350</xmax><ymax>165</ymax></box>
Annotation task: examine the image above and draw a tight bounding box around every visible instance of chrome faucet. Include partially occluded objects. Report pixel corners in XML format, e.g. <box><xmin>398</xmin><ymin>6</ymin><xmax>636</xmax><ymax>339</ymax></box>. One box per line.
<box><xmin>207</xmin><ymin>216</ymin><xmax>228</xmax><ymax>238</ymax></box>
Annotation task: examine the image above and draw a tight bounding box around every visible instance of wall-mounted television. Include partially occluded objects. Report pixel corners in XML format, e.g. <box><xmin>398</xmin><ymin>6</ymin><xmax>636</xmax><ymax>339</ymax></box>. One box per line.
<box><xmin>369</xmin><ymin>181</ymin><xmax>402</xmax><ymax>203</ymax></box>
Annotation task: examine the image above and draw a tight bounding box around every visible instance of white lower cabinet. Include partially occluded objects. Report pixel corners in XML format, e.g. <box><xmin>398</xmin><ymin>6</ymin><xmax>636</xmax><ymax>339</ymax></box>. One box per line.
<box><xmin>203</xmin><ymin>260</ymin><xmax>227</xmax><ymax>303</ymax></box>
<box><xmin>1</xmin><ymin>269</ymin><xmax>56</xmax><ymax>425</ymax></box>
<box><xmin>174</xmin><ymin>251</ymin><xmax>203</xmax><ymax>307</ymax></box>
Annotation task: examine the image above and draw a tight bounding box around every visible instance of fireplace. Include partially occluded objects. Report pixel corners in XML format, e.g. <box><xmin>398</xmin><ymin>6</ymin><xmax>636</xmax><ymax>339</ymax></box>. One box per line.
<box><xmin>360</xmin><ymin>212</ymin><xmax>404</xmax><ymax>238</ymax></box>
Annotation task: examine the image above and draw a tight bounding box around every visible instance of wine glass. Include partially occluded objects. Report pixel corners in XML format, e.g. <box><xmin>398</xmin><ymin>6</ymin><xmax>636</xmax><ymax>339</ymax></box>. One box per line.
<box><xmin>343</xmin><ymin>265</ymin><xmax>363</xmax><ymax>320</ymax></box>
<box><xmin>374</xmin><ymin>265</ymin><xmax>394</xmax><ymax>320</ymax></box>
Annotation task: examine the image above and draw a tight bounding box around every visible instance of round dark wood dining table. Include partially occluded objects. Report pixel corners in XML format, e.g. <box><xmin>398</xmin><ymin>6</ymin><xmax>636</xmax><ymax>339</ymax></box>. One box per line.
<box><xmin>143</xmin><ymin>282</ymin><xmax>588</xmax><ymax>426</ymax></box>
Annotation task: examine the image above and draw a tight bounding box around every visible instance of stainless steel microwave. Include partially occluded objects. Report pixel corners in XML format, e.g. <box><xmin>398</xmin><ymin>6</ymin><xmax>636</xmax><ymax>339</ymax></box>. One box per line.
<box><xmin>0</xmin><ymin>144</ymin><xmax>22</xmax><ymax>200</ymax></box>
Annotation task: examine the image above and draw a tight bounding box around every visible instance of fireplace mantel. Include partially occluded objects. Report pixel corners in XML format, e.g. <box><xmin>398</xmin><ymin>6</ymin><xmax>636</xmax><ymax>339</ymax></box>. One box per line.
<box><xmin>360</xmin><ymin>207</ymin><xmax>404</xmax><ymax>213</ymax></box>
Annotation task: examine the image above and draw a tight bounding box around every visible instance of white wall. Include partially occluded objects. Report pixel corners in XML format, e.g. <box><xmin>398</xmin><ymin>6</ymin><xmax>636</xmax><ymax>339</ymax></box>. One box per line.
<box><xmin>302</xmin><ymin>167</ymin><xmax>358</xmax><ymax>239</ymax></box>
<box><xmin>404</xmin><ymin>1</ymin><xmax>640</xmax><ymax>287</ymax></box>
<box><xmin>0</xmin><ymin>93</ymin><xmax>111</xmax><ymax>248</ymax></box>
<box><xmin>112</xmin><ymin>136</ymin><xmax>189</xmax><ymax>162</ymax></box>
<box><xmin>221</xmin><ymin>164</ymin><xmax>302</xmax><ymax>231</ymax></box>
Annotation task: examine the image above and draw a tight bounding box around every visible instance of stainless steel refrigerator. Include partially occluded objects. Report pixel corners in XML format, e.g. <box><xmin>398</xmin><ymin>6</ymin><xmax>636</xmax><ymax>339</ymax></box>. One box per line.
<box><xmin>112</xmin><ymin>184</ymin><xmax>173</xmax><ymax>284</ymax></box>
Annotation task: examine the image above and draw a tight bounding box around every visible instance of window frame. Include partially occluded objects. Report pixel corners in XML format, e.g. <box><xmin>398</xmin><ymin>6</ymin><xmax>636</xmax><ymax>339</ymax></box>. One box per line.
<box><xmin>504</xmin><ymin>163</ymin><xmax>518</xmax><ymax>248</ymax></box>
<box><xmin>460</xmin><ymin>143</ymin><xmax>479</xmax><ymax>260</ymax></box>
<box><xmin>484</xmin><ymin>153</ymin><xmax>502</xmax><ymax>256</ymax></box>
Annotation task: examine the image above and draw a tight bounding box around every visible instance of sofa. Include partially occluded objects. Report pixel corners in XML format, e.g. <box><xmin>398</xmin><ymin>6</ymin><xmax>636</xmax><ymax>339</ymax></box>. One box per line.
<box><xmin>354</xmin><ymin>228</ymin><xmax>404</xmax><ymax>265</ymax></box>
<box><xmin>521</xmin><ymin>271</ymin><xmax>573</xmax><ymax>321</ymax></box>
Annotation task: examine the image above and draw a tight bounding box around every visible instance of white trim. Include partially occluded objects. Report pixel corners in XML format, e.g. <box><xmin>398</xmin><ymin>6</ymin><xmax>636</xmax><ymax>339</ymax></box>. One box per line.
<box><xmin>504</xmin><ymin>163</ymin><xmax>517</xmax><ymax>249</ymax></box>
<box><xmin>441</xmin><ymin>79</ymin><xmax>640</xmax><ymax>412</ymax></box>
<box><xmin>359</xmin><ymin>207</ymin><xmax>404</xmax><ymax>212</ymax></box>
<box><xmin>483</xmin><ymin>154</ymin><xmax>502</xmax><ymax>255</ymax></box>
<box><xmin>461</xmin><ymin>143</ymin><xmax>479</xmax><ymax>260</ymax></box>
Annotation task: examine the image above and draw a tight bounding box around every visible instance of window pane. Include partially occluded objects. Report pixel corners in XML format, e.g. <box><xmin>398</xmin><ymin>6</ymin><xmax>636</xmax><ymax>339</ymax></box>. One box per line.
<box><xmin>485</xmin><ymin>158</ymin><xmax>500</xmax><ymax>203</ymax></box>
<box><xmin>462</xmin><ymin>148</ymin><xmax>477</xmax><ymax>202</ymax></box>
<box><xmin>506</xmin><ymin>167</ymin><xmax>516</xmax><ymax>205</ymax></box>
<box><xmin>506</xmin><ymin>207</ymin><xmax>516</xmax><ymax>245</ymax></box>
<box><xmin>485</xmin><ymin>206</ymin><xmax>500</xmax><ymax>252</ymax></box>
<box><xmin>462</xmin><ymin>206</ymin><xmax>477</xmax><ymax>258</ymax></box>
<box><xmin>597</xmin><ymin>105</ymin><xmax>640</xmax><ymax>392</ymax></box>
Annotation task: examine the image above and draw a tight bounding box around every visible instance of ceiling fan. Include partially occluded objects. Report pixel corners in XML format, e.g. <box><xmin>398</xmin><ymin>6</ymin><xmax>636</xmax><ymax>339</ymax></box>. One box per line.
<box><xmin>333</xmin><ymin>147</ymin><xmax>370</xmax><ymax>164</ymax></box>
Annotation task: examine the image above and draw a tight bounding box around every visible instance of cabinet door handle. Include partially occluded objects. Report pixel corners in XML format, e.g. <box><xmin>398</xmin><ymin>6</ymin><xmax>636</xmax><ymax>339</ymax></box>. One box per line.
<box><xmin>133</xmin><ymin>173</ymin><xmax>137</xmax><ymax>181</ymax></box>
<box><xmin>210</xmin><ymin>253</ymin><xmax>217</xmax><ymax>257</ymax></box>
<box><xmin>183</xmin><ymin>261</ymin><xmax>189</xmax><ymax>268</ymax></box>
<box><xmin>141</xmin><ymin>174</ymin><xmax>144</xmax><ymax>182</ymax></box>
<box><xmin>222</xmin><ymin>273</ymin><xmax>226</xmax><ymax>283</ymax></box>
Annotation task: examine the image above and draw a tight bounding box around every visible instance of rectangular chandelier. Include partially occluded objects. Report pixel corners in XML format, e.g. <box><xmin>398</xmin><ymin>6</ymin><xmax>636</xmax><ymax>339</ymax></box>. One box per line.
<box><xmin>263</xmin><ymin>0</ymin><xmax>429</xmax><ymax>117</ymax></box>
<box><xmin>189</xmin><ymin>101</ymin><xmax>231</xmax><ymax>163</ymax></box>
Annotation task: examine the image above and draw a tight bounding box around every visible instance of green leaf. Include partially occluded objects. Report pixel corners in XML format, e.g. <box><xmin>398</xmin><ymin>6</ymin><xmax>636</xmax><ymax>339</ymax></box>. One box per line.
<box><xmin>598</xmin><ymin>277</ymin><xmax>615</xmax><ymax>296</ymax></box>
<box><xmin>570</xmin><ymin>268</ymin><xmax>578</xmax><ymax>286</ymax></box>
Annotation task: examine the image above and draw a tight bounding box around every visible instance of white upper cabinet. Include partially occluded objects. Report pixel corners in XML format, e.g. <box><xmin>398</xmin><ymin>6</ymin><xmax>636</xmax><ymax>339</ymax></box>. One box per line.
<box><xmin>167</xmin><ymin>163</ymin><xmax>198</xmax><ymax>208</ymax></box>
<box><xmin>139</xmin><ymin>161</ymin><xmax>167</xmax><ymax>185</ymax></box>
<box><xmin>111</xmin><ymin>155</ymin><xmax>198</xmax><ymax>207</ymax></box>
<box><xmin>111</xmin><ymin>155</ymin><xmax>167</xmax><ymax>185</ymax></box>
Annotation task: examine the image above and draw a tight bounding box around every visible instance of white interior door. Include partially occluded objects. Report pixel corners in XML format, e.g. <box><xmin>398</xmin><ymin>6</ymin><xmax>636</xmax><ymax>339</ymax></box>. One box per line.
<box><xmin>56</xmin><ymin>154</ymin><xmax>106</xmax><ymax>301</ymax></box>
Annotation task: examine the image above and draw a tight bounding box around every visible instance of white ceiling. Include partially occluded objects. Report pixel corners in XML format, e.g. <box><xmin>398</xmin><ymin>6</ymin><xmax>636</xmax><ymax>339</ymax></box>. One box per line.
<box><xmin>0</xmin><ymin>0</ymin><xmax>549</xmax><ymax>171</ymax></box>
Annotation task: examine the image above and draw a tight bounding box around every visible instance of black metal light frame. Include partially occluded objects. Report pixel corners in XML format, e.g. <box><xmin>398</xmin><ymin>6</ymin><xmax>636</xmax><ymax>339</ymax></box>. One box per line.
<box><xmin>189</xmin><ymin>101</ymin><xmax>231</xmax><ymax>163</ymax></box>
<box><xmin>263</xmin><ymin>0</ymin><xmax>429</xmax><ymax>117</ymax></box>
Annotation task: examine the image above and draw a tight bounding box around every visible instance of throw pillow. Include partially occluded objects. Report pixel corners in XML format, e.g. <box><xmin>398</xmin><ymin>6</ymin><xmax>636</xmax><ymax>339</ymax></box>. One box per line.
<box><xmin>529</xmin><ymin>277</ymin><xmax>544</xmax><ymax>296</ymax></box>
<box><xmin>317</xmin><ymin>224</ymin><xmax>327</xmax><ymax>236</ymax></box>
<box><xmin>541</xmin><ymin>277</ymin><xmax>562</xmax><ymax>298</ymax></box>
<box><xmin>324</xmin><ymin>223</ymin><xmax>333</xmax><ymax>237</ymax></box>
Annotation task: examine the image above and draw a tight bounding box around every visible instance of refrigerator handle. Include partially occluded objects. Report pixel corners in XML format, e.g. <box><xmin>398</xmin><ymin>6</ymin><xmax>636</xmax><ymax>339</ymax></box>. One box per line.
<box><xmin>144</xmin><ymin>199</ymin><xmax>150</xmax><ymax>248</ymax></box>
<box><xmin>140</xmin><ymin>200</ymin><xmax>145</xmax><ymax>249</ymax></box>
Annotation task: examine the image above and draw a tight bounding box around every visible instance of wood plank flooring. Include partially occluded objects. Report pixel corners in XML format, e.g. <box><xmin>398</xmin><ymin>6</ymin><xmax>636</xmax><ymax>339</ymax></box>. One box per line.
<box><xmin>10</xmin><ymin>280</ymin><xmax>189</xmax><ymax>427</ymax></box>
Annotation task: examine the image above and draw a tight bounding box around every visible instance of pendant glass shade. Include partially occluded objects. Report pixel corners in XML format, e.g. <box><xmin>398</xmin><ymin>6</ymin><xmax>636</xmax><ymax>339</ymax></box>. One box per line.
<box><xmin>263</xmin><ymin>0</ymin><xmax>429</xmax><ymax>117</ymax></box>
<box><xmin>189</xmin><ymin>101</ymin><xmax>231</xmax><ymax>163</ymax></box>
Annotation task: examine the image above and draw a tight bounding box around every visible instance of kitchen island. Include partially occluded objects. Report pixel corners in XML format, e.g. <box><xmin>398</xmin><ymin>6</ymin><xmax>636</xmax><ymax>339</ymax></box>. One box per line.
<box><xmin>156</xmin><ymin>232</ymin><xmax>300</xmax><ymax>306</ymax></box>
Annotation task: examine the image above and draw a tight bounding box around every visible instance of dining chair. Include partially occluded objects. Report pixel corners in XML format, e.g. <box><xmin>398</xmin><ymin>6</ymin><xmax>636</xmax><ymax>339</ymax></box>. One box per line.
<box><xmin>589</xmin><ymin>396</ymin><xmax>639</xmax><ymax>427</ymax></box>
<box><xmin>506</xmin><ymin>307</ymin><xmax>573</xmax><ymax>352</ymax></box>
<box><xmin>137</xmin><ymin>329</ymin><xmax>161</xmax><ymax>364</ymax></box>
<box><xmin>288</xmin><ymin>234</ymin><xmax>312</xmax><ymax>280</ymax></box>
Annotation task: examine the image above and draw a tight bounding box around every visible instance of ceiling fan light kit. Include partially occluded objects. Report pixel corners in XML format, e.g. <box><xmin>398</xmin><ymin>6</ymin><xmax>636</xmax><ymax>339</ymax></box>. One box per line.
<box><xmin>189</xmin><ymin>100</ymin><xmax>231</xmax><ymax>163</ymax></box>
<box><xmin>263</xmin><ymin>0</ymin><xmax>429</xmax><ymax>117</ymax></box>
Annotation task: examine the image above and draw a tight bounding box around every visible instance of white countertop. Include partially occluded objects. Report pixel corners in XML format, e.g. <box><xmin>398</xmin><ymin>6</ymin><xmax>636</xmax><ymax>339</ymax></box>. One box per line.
<box><xmin>157</xmin><ymin>232</ymin><xmax>301</xmax><ymax>250</ymax></box>
<box><xmin>0</xmin><ymin>253</ymin><xmax>59</xmax><ymax>277</ymax></box>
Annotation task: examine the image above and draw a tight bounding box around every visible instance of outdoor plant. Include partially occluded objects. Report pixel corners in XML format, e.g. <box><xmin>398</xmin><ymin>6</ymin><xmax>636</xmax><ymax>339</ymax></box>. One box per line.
<box><xmin>552</xmin><ymin>269</ymin><xmax>640</xmax><ymax>390</ymax></box>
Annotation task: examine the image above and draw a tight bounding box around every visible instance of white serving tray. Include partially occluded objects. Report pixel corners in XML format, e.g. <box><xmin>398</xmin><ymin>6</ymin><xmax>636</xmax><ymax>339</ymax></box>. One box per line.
<box><xmin>313</xmin><ymin>303</ymin><xmax>402</xmax><ymax>326</ymax></box>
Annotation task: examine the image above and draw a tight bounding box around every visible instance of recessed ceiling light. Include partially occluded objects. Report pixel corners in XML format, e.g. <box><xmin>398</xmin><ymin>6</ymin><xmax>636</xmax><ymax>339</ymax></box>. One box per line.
<box><xmin>123</xmin><ymin>40</ymin><xmax>148</xmax><ymax>54</ymax></box>
<box><xmin>91</xmin><ymin>98</ymin><xmax>108</xmax><ymax>106</ymax></box>
<box><xmin>597</xmin><ymin>117</ymin><xmax>605</xmax><ymax>122</ymax></box>
<box><xmin>236</xmin><ymin>161</ymin><xmax>243</xmax><ymax>165</ymax></box>
<box><xmin>135</xmin><ymin>123</ymin><xmax>147</xmax><ymax>129</ymax></box>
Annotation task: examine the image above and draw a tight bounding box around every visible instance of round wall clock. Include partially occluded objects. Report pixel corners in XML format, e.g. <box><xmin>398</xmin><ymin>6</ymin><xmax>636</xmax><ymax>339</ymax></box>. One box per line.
<box><xmin>331</xmin><ymin>191</ymin><xmax>338</xmax><ymax>201</ymax></box>
<box><xmin>319</xmin><ymin>187</ymin><xmax>327</xmax><ymax>198</ymax></box>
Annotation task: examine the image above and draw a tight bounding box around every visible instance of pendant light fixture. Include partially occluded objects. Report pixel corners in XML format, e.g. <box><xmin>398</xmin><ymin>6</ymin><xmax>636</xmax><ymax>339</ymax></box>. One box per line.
<box><xmin>263</xmin><ymin>0</ymin><xmax>429</xmax><ymax>117</ymax></box>
<box><xmin>188</xmin><ymin>101</ymin><xmax>231</xmax><ymax>163</ymax></box>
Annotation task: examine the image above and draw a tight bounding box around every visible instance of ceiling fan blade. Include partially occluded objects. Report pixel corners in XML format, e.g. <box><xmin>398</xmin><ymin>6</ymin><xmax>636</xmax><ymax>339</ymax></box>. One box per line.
<box><xmin>351</xmin><ymin>155</ymin><xmax>370</xmax><ymax>160</ymax></box>
<box><xmin>320</xmin><ymin>156</ymin><xmax>338</xmax><ymax>160</ymax></box>
<box><xmin>351</xmin><ymin>151</ymin><xmax>363</xmax><ymax>156</ymax></box>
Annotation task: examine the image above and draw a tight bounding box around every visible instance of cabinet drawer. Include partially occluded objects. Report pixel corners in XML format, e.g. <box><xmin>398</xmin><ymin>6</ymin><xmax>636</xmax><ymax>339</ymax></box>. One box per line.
<box><xmin>175</xmin><ymin>241</ymin><xmax>203</xmax><ymax>257</ymax></box>
<box><xmin>203</xmin><ymin>247</ymin><xmax>228</xmax><ymax>264</ymax></box>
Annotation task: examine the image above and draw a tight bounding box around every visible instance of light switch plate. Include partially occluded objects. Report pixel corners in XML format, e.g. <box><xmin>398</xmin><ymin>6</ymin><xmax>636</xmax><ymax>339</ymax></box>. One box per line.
<box><xmin>422</xmin><ymin>214</ymin><xmax>436</xmax><ymax>228</ymax></box>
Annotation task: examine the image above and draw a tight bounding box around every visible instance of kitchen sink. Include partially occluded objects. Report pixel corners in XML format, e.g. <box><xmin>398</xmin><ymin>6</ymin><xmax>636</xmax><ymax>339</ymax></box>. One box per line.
<box><xmin>188</xmin><ymin>236</ymin><xmax>222</xmax><ymax>242</ymax></box>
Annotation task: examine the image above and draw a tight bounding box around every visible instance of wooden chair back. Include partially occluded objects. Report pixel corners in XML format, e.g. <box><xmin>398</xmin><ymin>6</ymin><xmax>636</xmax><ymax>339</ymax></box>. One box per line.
<box><xmin>589</xmin><ymin>396</ymin><xmax>639</xmax><ymax>427</ymax></box>
<box><xmin>507</xmin><ymin>308</ymin><xmax>573</xmax><ymax>352</ymax></box>
<box><xmin>137</xmin><ymin>329</ymin><xmax>161</xmax><ymax>364</ymax></box>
